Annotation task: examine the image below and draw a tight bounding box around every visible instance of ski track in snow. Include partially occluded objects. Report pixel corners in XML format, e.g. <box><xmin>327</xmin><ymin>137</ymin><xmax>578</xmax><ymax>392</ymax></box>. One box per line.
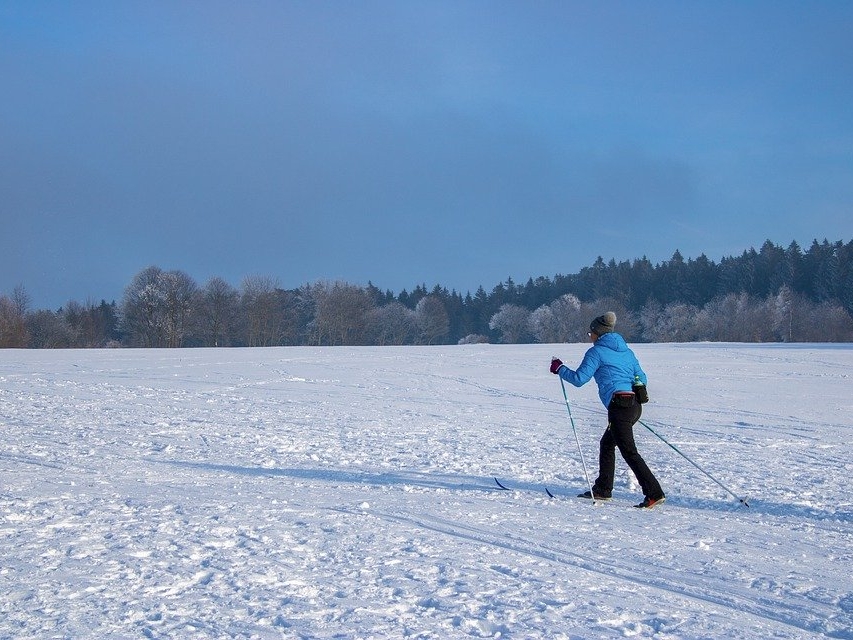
<box><xmin>1</xmin><ymin>344</ymin><xmax>852</xmax><ymax>639</ymax></box>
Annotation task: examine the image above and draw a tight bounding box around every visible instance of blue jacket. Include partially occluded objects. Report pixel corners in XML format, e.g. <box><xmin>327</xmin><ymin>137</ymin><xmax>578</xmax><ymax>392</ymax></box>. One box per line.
<box><xmin>558</xmin><ymin>332</ymin><xmax>647</xmax><ymax>408</ymax></box>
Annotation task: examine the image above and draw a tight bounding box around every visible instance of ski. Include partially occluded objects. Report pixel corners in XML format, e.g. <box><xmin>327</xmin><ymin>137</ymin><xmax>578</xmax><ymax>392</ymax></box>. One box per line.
<box><xmin>576</xmin><ymin>491</ymin><xmax>612</xmax><ymax>503</ymax></box>
<box><xmin>493</xmin><ymin>477</ymin><xmax>556</xmax><ymax>498</ymax></box>
<box><xmin>495</xmin><ymin>477</ymin><xmax>672</xmax><ymax>508</ymax></box>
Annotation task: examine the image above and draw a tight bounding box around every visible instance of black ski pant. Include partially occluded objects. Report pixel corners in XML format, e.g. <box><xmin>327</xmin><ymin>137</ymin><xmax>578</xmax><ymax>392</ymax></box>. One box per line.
<box><xmin>592</xmin><ymin>397</ymin><xmax>664</xmax><ymax>500</ymax></box>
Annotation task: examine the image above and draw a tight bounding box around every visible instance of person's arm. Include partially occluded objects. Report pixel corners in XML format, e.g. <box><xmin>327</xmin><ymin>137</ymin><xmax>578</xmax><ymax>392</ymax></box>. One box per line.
<box><xmin>555</xmin><ymin>349</ymin><xmax>600</xmax><ymax>388</ymax></box>
<box><xmin>633</xmin><ymin>357</ymin><xmax>647</xmax><ymax>385</ymax></box>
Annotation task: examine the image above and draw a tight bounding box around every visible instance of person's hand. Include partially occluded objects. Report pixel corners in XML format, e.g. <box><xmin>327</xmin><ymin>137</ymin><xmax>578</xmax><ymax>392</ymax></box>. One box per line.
<box><xmin>550</xmin><ymin>357</ymin><xmax>563</xmax><ymax>374</ymax></box>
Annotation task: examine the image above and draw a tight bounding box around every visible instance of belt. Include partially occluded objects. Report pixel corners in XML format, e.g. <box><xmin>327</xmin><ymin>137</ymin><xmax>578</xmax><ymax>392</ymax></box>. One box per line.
<box><xmin>613</xmin><ymin>391</ymin><xmax>635</xmax><ymax>398</ymax></box>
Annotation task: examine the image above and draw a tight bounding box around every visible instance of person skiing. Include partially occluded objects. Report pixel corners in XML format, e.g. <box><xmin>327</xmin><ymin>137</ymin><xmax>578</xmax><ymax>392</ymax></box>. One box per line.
<box><xmin>549</xmin><ymin>311</ymin><xmax>666</xmax><ymax>508</ymax></box>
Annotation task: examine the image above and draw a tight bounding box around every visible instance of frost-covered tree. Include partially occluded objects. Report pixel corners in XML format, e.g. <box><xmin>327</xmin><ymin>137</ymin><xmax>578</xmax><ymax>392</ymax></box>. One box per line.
<box><xmin>806</xmin><ymin>302</ymin><xmax>853</xmax><ymax>341</ymax></box>
<box><xmin>121</xmin><ymin>266</ymin><xmax>167</xmax><ymax>347</ymax></box>
<box><xmin>121</xmin><ymin>266</ymin><xmax>198</xmax><ymax>347</ymax></box>
<box><xmin>415</xmin><ymin>296</ymin><xmax>449</xmax><ymax>345</ymax></box>
<box><xmin>529</xmin><ymin>305</ymin><xmax>556</xmax><ymax>343</ymax></box>
<box><xmin>552</xmin><ymin>294</ymin><xmax>584</xmax><ymax>342</ymax></box>
<box><xmin>639</xmin><ymin>301</ymin><xmax>699</xmax><ymax>342</ymax></box>
<box><xmin>692</xmin><ymin>293</ymin><xmax>773</xmax><ymax>342</ymax></box>
<box><xmin>489</xmin><ymin>304</ymin><xmax>531</xmax><ymax>344</ymax></box>
<box><xmin>369</xmin><ymin>302</ymin><xmax>416</xmax><ymax>345</ymax></box>
<box><xmin>770</xmin><ymin>285</ymin><xmax>795</xmax><ymax>342</ymax></box>
<box><xmin>529</xmin><ymin>294</ymin><xmax>583</xmax><ymax>343</ymax></box>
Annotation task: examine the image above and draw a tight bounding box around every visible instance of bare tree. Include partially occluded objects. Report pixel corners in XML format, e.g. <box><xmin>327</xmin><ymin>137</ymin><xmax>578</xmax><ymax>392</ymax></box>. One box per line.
<box><xmin>241</xmin><ymin>276</ymin><xmax>281</xmax><ymax>347</ymax></box>
<box><xmin>26</xmin><ymin>310</ymin><xmax>71</xmax><ymax>348</ymax></box>
<box><xmin>277</xmin><ymin>288</ymin><xmax>308</xmax><ymax>346</ymax></box>
<box><xmin>12</xmin><ymin>285</ymin><xmax>30</xmax><ymax>316</ymax></box>
<box><xmin>161</xmin><ymin>270</ymin><xmax>198</xmax><ymax>348</ymax></box>
<box><xmin>308</xmin><ymin>281</ymin><xmax>374</xmax><ymax>346</ymax></box>
<box><xmin>200</xmin><ymin>277</ymin><xmax>239</xmax><ymax>347</ymax></box>
<box><xmin>0</xmin><ymin>294</ymin><xmax>29</xmax><ymax>347</ymax></box>
<box><xmin>62</xmin><ymin>300</ymin><xmax>86</xmax><ymax>347</ymax></box>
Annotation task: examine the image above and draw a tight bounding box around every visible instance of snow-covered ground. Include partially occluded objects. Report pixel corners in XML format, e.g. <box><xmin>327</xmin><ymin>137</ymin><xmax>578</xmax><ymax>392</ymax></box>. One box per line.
<box><xmin>1</xmin><ymin>343</ymin><xmax>851</xmax><ymax>639</ymax></box>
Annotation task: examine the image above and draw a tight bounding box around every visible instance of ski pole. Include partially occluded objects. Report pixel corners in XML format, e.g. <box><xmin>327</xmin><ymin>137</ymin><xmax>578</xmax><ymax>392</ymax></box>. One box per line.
<box><xmin>559</xmin><ymin>376</ymin><xmax>597</xmax><ymax>503</ymax></box>
<box><xmin>638</xmin><ymin>419</ymin><xmax>750</xmax><ymax>508</ymax></box>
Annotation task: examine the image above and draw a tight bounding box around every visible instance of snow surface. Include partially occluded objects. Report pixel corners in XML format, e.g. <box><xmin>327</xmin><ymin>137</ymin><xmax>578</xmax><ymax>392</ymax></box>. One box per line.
<box><xmin>1</xmin><ymin>343</ymin><xmax>852</xmax><ymax>639</ymax></box>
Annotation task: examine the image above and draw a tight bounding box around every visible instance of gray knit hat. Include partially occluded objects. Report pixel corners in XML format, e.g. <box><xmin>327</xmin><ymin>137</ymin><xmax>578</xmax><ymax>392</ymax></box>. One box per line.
<box><xmin>589</xmin><ymin>311</ymin><xmax>617</xmax><ymax>336</ymax></box>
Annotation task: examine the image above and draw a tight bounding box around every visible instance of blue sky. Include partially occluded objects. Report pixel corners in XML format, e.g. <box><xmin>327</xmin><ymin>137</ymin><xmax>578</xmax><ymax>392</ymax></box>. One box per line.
<box><xmin>2</xmin><ymin>1</ymin><xmax>852</xmax><ymax>310</ymax></box>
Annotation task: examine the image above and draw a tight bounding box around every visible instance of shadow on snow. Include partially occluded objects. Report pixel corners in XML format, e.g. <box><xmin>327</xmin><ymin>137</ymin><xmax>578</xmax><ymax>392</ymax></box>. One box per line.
<box><xmin>148</xmin><ymin>458</ymin><xmax>852</xmax><ymax>524</ymax></box>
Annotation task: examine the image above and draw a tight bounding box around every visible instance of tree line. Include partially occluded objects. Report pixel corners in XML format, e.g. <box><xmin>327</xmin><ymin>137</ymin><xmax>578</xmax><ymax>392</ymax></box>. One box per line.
<box><xmin>2</xmin><ymin>238</ymin><xmax>852</xmax><ymax>348</ymax></box>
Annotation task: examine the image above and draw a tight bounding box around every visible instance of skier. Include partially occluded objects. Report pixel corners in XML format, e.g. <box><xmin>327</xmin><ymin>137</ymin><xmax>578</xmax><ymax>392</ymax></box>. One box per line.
<box><xmin>549</xmin><ymin>312</ymin><xmax>666</xmax><ymax>508</ymax></box>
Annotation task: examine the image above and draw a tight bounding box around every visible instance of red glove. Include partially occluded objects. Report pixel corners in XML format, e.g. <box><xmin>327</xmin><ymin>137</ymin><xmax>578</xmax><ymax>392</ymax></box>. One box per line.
<box><xmin>550</xmin><ymin>358</ymin><xmax>563</xmax><ymax>375</ymax></box>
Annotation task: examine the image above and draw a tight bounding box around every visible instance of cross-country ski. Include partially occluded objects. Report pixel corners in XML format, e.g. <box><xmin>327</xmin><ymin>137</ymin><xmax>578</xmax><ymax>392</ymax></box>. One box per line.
<box><xmin>493</xmin><ymin>476</ymin><xmax>556</xmax><ymax>498</ymax></box>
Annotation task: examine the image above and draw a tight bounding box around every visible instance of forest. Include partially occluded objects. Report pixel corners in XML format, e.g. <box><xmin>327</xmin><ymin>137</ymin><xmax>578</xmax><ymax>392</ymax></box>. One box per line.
<box><xmin>2</xmin><ymin>238</ymin><xmax>852</xmax><ymax>348</ymax></box>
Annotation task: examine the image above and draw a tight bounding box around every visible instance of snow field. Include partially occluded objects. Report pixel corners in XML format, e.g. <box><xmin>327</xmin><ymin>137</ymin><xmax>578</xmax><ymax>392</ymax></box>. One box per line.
<box><xmin>1</xmin><ymin>344</ymin><xmax>852</xmax><ymax>638</ymax></box>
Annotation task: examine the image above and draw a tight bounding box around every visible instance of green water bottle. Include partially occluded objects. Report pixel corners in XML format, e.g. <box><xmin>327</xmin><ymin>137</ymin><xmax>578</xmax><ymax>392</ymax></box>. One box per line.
<box><xmin>632</xmin><ymin>375</ymin><xmax>649</xmax><ymax>404</ymax></box>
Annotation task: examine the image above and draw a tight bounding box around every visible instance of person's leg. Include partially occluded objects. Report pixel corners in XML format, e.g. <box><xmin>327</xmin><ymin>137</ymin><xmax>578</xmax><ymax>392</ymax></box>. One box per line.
<box><xmin>608</xmin><ymin>402</ymin><xmax>664</xmax><ymax>499</ymax></box>
<box><xmin>592</xmin><ymin>427</ymin><xmax>616</xmax><ymax>496</ymax></box>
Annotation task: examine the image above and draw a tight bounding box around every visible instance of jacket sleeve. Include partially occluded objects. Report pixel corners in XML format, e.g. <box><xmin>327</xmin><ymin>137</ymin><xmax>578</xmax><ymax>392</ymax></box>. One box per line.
<box><xmin>633</xmin><ymin>356</ymin><xmax>648</xmax><ymax>385</ymax></box>
<box><xmin>559</xmin><ymin>348</ymin><xmax>600</xmax><ymax>388</ymax></box>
